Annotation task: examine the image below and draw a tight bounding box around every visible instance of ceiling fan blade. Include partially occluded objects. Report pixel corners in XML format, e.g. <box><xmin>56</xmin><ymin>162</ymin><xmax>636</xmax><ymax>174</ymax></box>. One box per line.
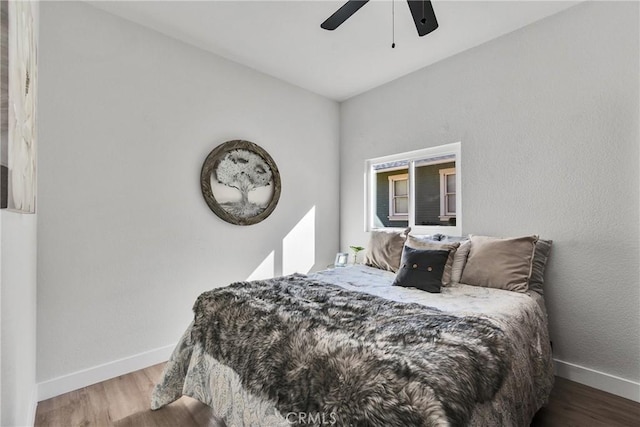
<box><xmin>407</xmin><ymin>0</ymin><xmax>438</xmax><ymax>36</ymax></box>
<box><xmin>321</xmin><ymin>0</ymin><xmax>369</xmax><ymax>31</ymax></box>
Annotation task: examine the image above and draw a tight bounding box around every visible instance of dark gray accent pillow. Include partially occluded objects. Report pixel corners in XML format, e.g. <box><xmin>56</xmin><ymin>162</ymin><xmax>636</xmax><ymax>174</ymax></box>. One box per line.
<box><xmin>528</xmin><ymin>239</ymin><xmax>553</xmax><ymax>295</ymax></box>
<box><xmin>405</xmin><ymin>235</ymin><xmax>460</xmax><ymax>286</ymax></box>
<box><xmin>392</xmin><ymin>247</ymin><xmax>450</xmax><ymax>293</ymax></box>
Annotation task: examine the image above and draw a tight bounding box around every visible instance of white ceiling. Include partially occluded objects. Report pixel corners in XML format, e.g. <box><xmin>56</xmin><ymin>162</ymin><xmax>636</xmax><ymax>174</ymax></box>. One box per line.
<box><xmin>89</xmin><ymin>1</ymin><xmax>580</xmax><ymax>101</ymax></box>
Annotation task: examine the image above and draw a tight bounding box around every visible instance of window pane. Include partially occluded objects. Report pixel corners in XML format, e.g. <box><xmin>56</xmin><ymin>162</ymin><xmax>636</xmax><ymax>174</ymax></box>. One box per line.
<box><xmin>373</xmin><ymin>168</ymin><xmax>409</xmax><ymax>227</ymax></box>
<box><xmin>394</xmin><ymin>179</ymin><xmax>408</xmax><ymax>196</ymax></box>
<box><xmin>446</xmin><ymin>174</ymin><xmax>455</xmax><ymax>193</ymax></box>
<box><xmin>395</xmin><ymin>197</ymin><xmax>408</xmax><ymax>214</ymax></box>
<box><xmin>366</xmin><ymin>143</ymin><xmax>460</xmax><ymax>232</ymax></box>
<box><xmin>447</xmin><ymin>194</ymin><xmax>456</xmax><ymax>213</ymax></box>
<box><xmin>414</xmin><ymin>160</ymin><xmax>456</xmax><ymax>226</ymax></box>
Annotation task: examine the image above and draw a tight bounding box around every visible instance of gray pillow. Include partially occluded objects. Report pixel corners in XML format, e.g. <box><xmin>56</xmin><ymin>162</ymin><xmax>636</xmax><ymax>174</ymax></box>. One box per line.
<box><xmin>460</xmin><ymin>235</ymin><xmax>538</xmax><ymax>292</ymax></box>
<box><xmin>450</xmin><ymin>239</ymin><xmax>471</xmax><ymax>284</ymax></box>
<box><xmin>528</xmin><ymin>239</ymin><xmax>553</xmax><ymax>295</ymax></box>
<box><xmin>392</xmin><ymin>247</ymin><xmax>450</xmax><ymax>293</ymax></box>
<box><xmin>405</xmin><ymin>235</ymin><xmax>460</xmax><ymax>286</ymax></box>
<box><xmin>363</xmin><ymin>228</ymin><xmax>411</xmax><ymax>272</ymax></box>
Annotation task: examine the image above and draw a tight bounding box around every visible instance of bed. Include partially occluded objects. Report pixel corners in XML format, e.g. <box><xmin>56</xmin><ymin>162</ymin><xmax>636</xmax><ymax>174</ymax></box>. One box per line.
<box><xmin>151</xmin><ymin>233</ymin><xmax>554</xmax><ymax>426</ymax></box>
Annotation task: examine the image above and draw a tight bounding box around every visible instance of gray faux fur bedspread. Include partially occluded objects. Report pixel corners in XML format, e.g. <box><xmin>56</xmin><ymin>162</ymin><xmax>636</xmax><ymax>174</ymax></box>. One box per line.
<box><xmin>153</xmin><ymin>274</ymin><xmax>513</xmax><ymax>426</ymax></box>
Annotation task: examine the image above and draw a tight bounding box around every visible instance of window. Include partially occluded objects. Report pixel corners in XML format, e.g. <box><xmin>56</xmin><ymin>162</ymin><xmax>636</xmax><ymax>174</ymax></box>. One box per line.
<box><xmin>388</xmin><ymin>173</ymin><xmax>408</xmax><ymax>220</ymax></box>
<box><xmin>365</xmin><ymin>142</ymin><xmax>461</xmax><ymax>236</ymax></box>
<box><xmin>439</xmin><ymin>168</ymin><xmax>456</xmax><ymax>220</ymax></box>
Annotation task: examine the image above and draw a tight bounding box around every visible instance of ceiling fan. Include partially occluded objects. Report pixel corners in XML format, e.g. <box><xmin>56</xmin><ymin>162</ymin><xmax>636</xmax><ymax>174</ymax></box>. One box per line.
<box><xmin>321</xmin><ymin>0</ymin><xmax>438</xmax><ymax>37</ymax></box>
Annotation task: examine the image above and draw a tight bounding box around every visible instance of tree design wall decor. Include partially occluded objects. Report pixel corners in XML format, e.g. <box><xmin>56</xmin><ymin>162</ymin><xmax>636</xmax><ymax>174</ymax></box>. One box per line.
<box><xmin>201</xmin><ymin>140</ymin><xmax>281</xmax><ymax>225</ymax></box>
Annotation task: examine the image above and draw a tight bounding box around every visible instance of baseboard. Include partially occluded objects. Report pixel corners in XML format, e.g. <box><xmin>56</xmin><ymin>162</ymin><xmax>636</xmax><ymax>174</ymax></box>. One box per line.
<box><xmin>554</xmin><ymin>358</ymin><xmax>640</xmax><ymax>402</ymax></box>
<box><xmin>37</xmin><ymin>343</ymin><xmax>176</xmax><ymax>402</ymax></box>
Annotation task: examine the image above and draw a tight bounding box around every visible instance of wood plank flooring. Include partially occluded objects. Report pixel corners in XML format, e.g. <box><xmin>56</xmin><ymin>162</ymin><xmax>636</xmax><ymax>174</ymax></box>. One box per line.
<box><xmin>35</xmin><ymin>363</ymin><xmax>223</xmax><ymax>427</ymax></box>
<box><xmin>35</xmin><ymin>363</ymin><xmax>640</xmax><ymax>426</ymax></box>
<box><xmin>531</xmin><ymin>376</ymin><xmax>640</xmax><ymax>427</ymax></box>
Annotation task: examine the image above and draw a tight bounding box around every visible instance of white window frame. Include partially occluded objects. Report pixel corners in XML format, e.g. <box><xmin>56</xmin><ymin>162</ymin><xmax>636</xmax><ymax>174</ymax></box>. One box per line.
<box><xmin>364</xmin><ymin>142</ymin><xmax>462</xmax><ymax>236</ymax></box>
<box><xmin>439</xmin><ymin>168</ymin><xmax>456</xmax><ymax>221</ymax></box>
<box><xmin>388</xmin><ymin>173</ymin><xmax>409</xmax><ymax>220</ymax></box>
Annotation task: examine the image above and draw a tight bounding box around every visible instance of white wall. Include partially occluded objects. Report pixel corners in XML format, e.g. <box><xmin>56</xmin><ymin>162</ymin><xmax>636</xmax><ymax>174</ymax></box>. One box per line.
<box><xmin>37</xmin><ymin>1</ymin><xmax>339</xmax><ymax>387</ymax></box>
<box><xmin>1</xmin><ymin>212</ymin><xmax>38</xmax><ymax>426</ymax></box>
<box><xmin>340</xmin><ymin>1</ymin><xmax>639</xmax><ymax>395</ymax></box>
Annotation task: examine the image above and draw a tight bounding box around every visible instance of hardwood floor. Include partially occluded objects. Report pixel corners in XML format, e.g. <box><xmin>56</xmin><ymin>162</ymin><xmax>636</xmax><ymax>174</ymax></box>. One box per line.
<box><xmin>35</xmin><ymin>364</ymin><xmax>640</xmax><ymax>426</ymax></box>
<box><xmin>531</xmin><ymin>376</ymin><xmax>640</xmax><ymax>427</ymax></box>
<box><xmin>35</xmin><ymin>363</ymin><xmax>223</xmax><ymax>427</ymax></box>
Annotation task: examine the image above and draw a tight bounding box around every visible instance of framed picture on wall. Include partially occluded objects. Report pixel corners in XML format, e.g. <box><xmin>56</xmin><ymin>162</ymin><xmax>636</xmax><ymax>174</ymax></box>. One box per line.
<box><xmin>1</xmin><ymin>0</ymin><xmax>8</xmax><ymax>209</ymax></box>
<box><xmin>201</xmin><ymin>140</ymin><xmax>281</xmax><ymax>226</ymax></box>
<box><xmin>1</xmin><ymin>0</ymin><xmax>38</xmax><ymax>213</ymax></box>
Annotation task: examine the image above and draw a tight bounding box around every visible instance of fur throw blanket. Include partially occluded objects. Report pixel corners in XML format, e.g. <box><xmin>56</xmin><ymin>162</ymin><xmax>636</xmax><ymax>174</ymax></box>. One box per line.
<box><xmin>191</xmin><ymin>274</ymin><xmax>510</xmax><ymax>426</ymax></box>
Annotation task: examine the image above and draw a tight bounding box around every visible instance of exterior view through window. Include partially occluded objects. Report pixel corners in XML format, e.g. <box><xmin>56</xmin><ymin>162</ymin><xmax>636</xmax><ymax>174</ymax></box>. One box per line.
<box><xmin>365</xmin><ymin>142</ymin><xmax>461</xmax><ymax>236</ymax></box>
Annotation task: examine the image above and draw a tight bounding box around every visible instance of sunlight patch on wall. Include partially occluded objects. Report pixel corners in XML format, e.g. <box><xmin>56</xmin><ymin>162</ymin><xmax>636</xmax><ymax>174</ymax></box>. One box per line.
<box><xmin>246</xmin><ymin>250</ymin><xmax>275</xmax><ymax>281</ymax></box>
<box><xmin>282</xmin><ymin>206</ymin><xmax>316</xmax><ymax>275</ymax></box>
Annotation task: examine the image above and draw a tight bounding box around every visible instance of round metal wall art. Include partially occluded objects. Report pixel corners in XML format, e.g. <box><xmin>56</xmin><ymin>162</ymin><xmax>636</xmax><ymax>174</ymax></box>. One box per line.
<box><xmin>201</xmin><ymin>140</ymin><xmax>281</xmax><ymax>226</ymax></box>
